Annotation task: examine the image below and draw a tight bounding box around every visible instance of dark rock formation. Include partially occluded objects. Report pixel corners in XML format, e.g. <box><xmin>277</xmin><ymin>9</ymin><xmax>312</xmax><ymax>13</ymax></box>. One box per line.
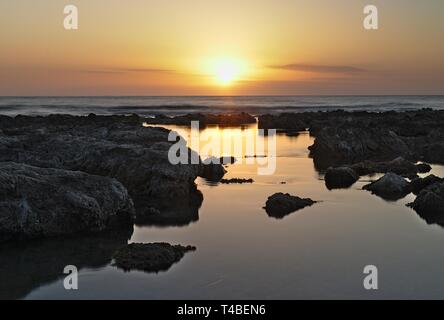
<box><xmin>0</xmin><ymin>162</ymin><xmax>134</xmax><ymax>243</ymax></box>
<box><xmin>0</xmin><ymin>114</ymin><xmax>223</xmax><ymax>225</ymax></box>
<box><xmin>363</xmin><ymin>172</ymin><xmax>411</xmax><ymax>200</ymax></box>
<box><xmin>309</xmin><ymin>127</ymin><xmax>411</xmax><ymax>170</ymax></box>
<box><xmin>200</xmin><ymin>157</ymin><xmax>227</xmax><ymax>182</ymax></box>
<box><xmin>258</xmin><ymin>109</ymin><xmax>444</xmax><ymax>170</ymax></box>
<box><xmin>220</xmin><ymin>178</ymin><xmax>254</xmax><ymax>184</ymax></box>
<box><xmin>408</xmin><ymin>182</ymin><xmax>444</xmax><ymax>227</ymax></box>
<box><xmin>264</xmin><ymin>193</ymin><xmax>316</xmax><ymax>219</ymax></box>
<box><xmin>350</xmin><ymin>157</ymin><xmax>422</xmax><ymax>178</ymax></box>
<box><xmin>258</xmin><ymin>113</ymin><xmax>307</xmax><ymax>131</ymax></box>
<box><xmin>144</xmin><ymin>112</ymin><xmax>256</xmax><ymax>126</ymax></box>
<box><xmin>324</xmin><ymin>166</ymin><xmax>359</xmax><ymax>189</ymax></box>
<box><xmin>112</xmin><ymin>242</ymin><xmax>196</xmax><ymax>273</ymax></box>
<box><xmin>416</xmin><ymin>163</ymin><xmax>433</xmax><ymax>174</ymax></box>
<box><xmin>410</xmin><ymin>175</ymin><xmax>443</xmax><ymax>195</ymax></box>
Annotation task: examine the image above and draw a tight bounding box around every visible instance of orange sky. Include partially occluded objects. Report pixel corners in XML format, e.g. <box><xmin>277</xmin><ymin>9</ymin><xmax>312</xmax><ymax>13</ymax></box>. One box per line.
<box><xmin>1</xmin><ymin>0</ymin><xmax>443</xmax><ymax>95</ymax></box>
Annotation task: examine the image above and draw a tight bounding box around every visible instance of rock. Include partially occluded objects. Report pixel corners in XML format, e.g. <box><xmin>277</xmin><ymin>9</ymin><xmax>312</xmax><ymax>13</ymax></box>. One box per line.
<box><xmin>0</xmin><ymin>114</ymin><xmax>223</xmax><ymax>225</ymax></box>
<box><xmin>258</xmin><ymin>114</ymin><xmax>307</xmax><ymax>131</ymax></box>
<box><xmin>112</xmin><ymin>243</ymin><xmax>196</xmax><ymax>273</ymax></box>
<box><xmin>0</xmin><ymin>162</ymin><xmax>134</xmax><ymax>243</ymax></box>
<box><xmin>200</xmin><ymin>157</ymin><xmax>227</xmax><ymax>182</ymax></box>
<box><xmin>264</xmin><ymin>193</ymin><xmax>316</xmax><ymax>219</ymax></box>
<box><xmin>309</xmin><ymin>127</ymin><xmax>412</xmax><ymax>170</ymax></box>
<box><xmin>220</xmin><ymin>156</ymin><xmax>237</xmax><ymax>165</ymax></box>
<box><xmin>220</xmin><ymin>178</ymin><xmax>254</xmax><ymax>184</ymax></box>
<box><xmin>416</xmin><ymin>163</ymin><xmax>432</xmax><ymax>173</ymax></box>
<box><xmin>410</xmin><ymin>175</ymin><xmax>443</xmax><ymax>194</ymax></box>
<box><xmin>324</xmin><ymin>166</ymin><xmax>359</xmax><ymax>189</ymax></box>
<box><xmin>408</xmin><ymin>182</ymin><xmax>444</xmax><ymax>226</ymax></box>
<box><xmin>350</xmin><ymin>157</ymin><xmax>419</xmax><ymax>178</ymax></box>
<box><xmin>363</xmin><ymin>172</ymin><xmax>411</xmax><ymax>200</ymax></box>
<box><xmin>144</xmin><ymin>112</ymin><xmax>256</xmax><ymax>126</ymax></box>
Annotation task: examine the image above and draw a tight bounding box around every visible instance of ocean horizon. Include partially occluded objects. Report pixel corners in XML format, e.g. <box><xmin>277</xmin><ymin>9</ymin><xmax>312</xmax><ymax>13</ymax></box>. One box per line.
<box><xmin>1</xmin><ymin>95</ymin><xmax>444</xmax><ymax>117</ymax></box>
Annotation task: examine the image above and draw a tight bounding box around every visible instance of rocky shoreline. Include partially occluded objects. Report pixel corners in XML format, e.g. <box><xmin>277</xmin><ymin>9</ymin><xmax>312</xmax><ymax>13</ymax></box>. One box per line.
<box><xmin>1</xmin><ymin>109</ymin><xmax>444</xmax><ymax>266</ymax></box>
<box><xmin>0</xmin><ymin>114</ymin><xmax>225</xmax><ymax>242</ymax></box>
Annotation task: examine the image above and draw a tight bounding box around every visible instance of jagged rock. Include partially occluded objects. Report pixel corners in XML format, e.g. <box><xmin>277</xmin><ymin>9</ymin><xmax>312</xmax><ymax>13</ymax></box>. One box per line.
<box><xmin>309</xmin><ymin>127</ymin><xmax>412</xmax><ymax>170</ymax></box>
<box><xmin>363</xmin><ymin>172</ymin><xmax>411</xmax><ymax>200</ymax></box>
<box><xmin>0</xmin><ymin>115</ymin><xmax>223</xmax><ymax>224</ymax></box>
<box><xmin>408</xmin><ymin>182</ymin><xmax>444</xmax><ymax>226</ymax></box>
<box><xmin>112</xmin><ymin>243</ymin><xmax>196</xmax><ymax>273</ymax></box>
<box><xmin>324</xmin><ymin>166</ymin><xmax>359</xmax><ymax>189</ymax></box>
<box><xmin>0</xmin><ymin>162</ymin><xmax>134</xmax><ymax>243</ymax></box>
<box><xmin>410</xmin><ymin>175</ymin><xmax>443</xmax><ymax>194</ymax></box>
<box><xmin>264</xmin><ymin>193</ymin><xmax>316</xmax><ymax>219</ymax></box>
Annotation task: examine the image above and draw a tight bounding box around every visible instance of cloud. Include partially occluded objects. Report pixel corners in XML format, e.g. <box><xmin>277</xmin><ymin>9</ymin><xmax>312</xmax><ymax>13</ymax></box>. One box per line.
<box><xmin>81</xmin><ymin>68</ymin><xmax>175</xmax><ymax>74</ymax></box>
<box><xmin>268</xmin><ymin>63</ymin><xmax>366</xmax><ymax>74</ymax></box>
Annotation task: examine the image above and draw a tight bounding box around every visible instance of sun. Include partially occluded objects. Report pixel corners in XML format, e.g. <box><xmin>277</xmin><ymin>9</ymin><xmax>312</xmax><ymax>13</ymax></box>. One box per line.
<box><xmin>210</xmin><ymin>58</ymin><xmax>244</xmax><ymax>86</ymax></box>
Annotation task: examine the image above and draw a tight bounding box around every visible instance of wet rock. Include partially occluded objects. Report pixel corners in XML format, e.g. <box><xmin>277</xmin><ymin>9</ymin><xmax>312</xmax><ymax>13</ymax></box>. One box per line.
<box><xmin>220</xmin><ymin>178</ymin><xmax>254</xmax><ymax>184</ymax></box>
<box><xmin>416</xmin><ymin>163</ymin><xmax>432</xmax><ymax>173</ymax></box>
<box><xmin>350</xmin><ymin>157</ymin><xmax>420</xmax><ymax>178</ymax></box>
<box><xmin>200</xmin><ymin>157</ymin><xmax>227</xmax><ymax>182</ymax></box>
<box><xmin>309</xmin><ymin>127</ymin><xmax>412</xmax><ymax>170</ymax></box>
<box><xmin>0</xmin><ymin>162</ymin><xmax>135</xmax><ymax>243</ymax></box>
<box><xmin>0</xmin><ymin>115</ymin><xmax>223</xmax><ymax>225</ymax></box>
<box><xmin>408</xmin><ymin>182</ymin><xmax>444</xmax><ymax>226</ymax></box>
<box><xmin>264</xmin><ymin>193</ymin><xmax>316</xmax><ymax>219</ymax></box>
<box><xmin>324</xmin><ymin>166</ymin><xmax>359</xmax><ymax>189</ymax></box>
<box><xmin>363</xmin><ymin>172</ymin><xmax>411</xmax><ymax>200</ymax></box>
<box><xmin>410</xmin><ymin>175</ymin><xmax>443</xmax><ymax>195</ymax></box>
<box><xmin>112</xmin><ymin>243</ymin><xmax>196</xmax><ymax>273</ymax></box>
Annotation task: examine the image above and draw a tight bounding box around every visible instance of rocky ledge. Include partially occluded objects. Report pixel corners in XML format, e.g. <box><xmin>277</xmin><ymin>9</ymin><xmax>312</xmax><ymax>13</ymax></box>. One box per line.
<box><xmin>0</xmin><ymin>162</ymin><xmax>134</xmax><ymax>242</ymax></box>
<box><xmin>0</xmin><ymin>114</ymin><xmax>225</xmax><ymax>241</ymax></box>
<box><xmin>112</xmin><ymin>242</ymin><xmax>196</xmax><ymax>273</ymax></box>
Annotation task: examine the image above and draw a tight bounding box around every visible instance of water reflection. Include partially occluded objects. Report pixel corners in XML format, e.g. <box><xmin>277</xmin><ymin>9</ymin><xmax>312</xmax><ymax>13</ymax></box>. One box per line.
<box><xmin>0</xmin><ymin>228</ymin><xmax>132</xmax><ymax>299</ymax></box>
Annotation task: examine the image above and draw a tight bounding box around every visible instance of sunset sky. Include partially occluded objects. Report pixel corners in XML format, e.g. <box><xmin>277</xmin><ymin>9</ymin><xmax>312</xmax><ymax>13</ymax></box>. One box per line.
<box><xmin>1</xmin><ymin>0</ymin><xmax>443</xmax><ymax>96</ymax></box>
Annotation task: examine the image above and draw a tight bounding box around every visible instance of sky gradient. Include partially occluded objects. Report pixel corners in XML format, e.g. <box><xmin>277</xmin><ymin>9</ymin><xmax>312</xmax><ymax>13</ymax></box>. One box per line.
<box><xmin>1</xmin><ymin>0</ymin><xmax>443</xmax><ymax>95</ymax></box>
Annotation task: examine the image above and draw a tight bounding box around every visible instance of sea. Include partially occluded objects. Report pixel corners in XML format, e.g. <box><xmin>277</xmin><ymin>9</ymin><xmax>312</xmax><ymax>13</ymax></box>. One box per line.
<box><xmin>0</xmin><ymin>96</ymin><xmax>443</xmax><ymax>116</ymax></box>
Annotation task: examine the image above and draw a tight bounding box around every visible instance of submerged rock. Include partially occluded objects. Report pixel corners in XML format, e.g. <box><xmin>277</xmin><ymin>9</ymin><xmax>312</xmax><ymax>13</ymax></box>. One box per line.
<box><xmin>112</xmin><ymin>242</ymin><xmax>196</xmax><ymax>273</ymax></box>
<box><xmin>324</xmin><ymin>166</ymin><xmax>359</xmax><ymax>189</ymax></box>
<box><xmin>220</xmin><ymin>178</ymin><xmax>254</xmax><ymax>184</ymax></box>
<box><xmin>363</xmin><ymin>172</ymin><xmax>411</xmax><ymax>200</ymax></box>
<box><xmin>408</xmin><ymin>182</ymin><xmax>444</xmax><ymax>222</ymax></box>
<box><xmin>264</xmin><ymin>192</ymin><xmax>316</xmax><ymax>219</ymax></box>
<box><xmin>0</xmin><ymin>162</ymin><xmax>134</xmax><ymax>243</ymax></box>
